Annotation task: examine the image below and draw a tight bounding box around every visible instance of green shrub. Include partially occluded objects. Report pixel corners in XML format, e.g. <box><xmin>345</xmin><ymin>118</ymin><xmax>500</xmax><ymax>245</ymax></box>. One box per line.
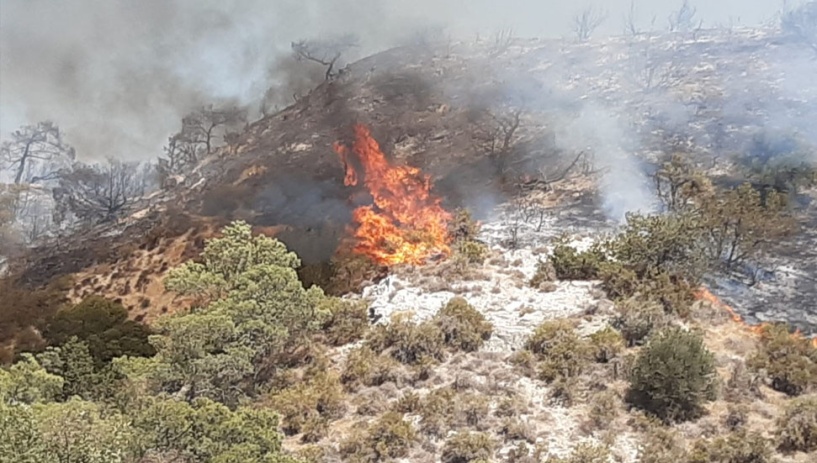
<box><xmin>392</xmin><ymin>391</ymin><xmax>422</xmax><ymax>414</ymax></box>
<box><xmin>433</xmin><ymin>297</ymin><xmax>493</xmax><ymax>352</ymax></box>
<box><xmin>0</xmin><ymin>276</ymin><xmax>70</xmax><ymax>361</ymax></box>
<box><xmin>749</xmin><ymin>323</ymin><xmax>817</xmax><ymax>396</ymax></box>
<box><xmin>449</xmin><ymin>209</ymin><xmax>488</xmax><ymax>265</ymax></box>
<box><xmin>267</xmin><ymin>372</ymin><xmax>346</xmax><ymax>435</ymax></box>
<box><xmin>456</xmin><ymin>239</ymin><xmax>489</xmax><ymax>265</ymax></box>
<box><xmin>42</xmin><ymin>296</ymin><xmax>154</xmax><ymax>364</ymax></box>
<box><xmin>341</xmin><ymin>345</ymin><xmax>402</xmax><ymax>391</ymax></box>
<box><xmin>626</xmin><ymin>327</ymin><xmax>717</xmax><ymax>423</ymax></box>
<box><xmin>607</xmin><ymin>212</ymin><xmax>706</xmax><ymax>284</ymax></box>
<box><xmin>524</xmin><ymin>320</ymin><xmax>589</xmax><ymax>382</ymax></box>
<box><xmin>586</xmin><ymin>390</ymin><xmax>620</xmax><ymax>431</ymax></box>
<box><xmin>777</xmin><ymin>395</ymin><xmax>817</xmax><ymax>453</ymax></box>
<box><xmin>321</xmin><ymin>300</ymin><xmax>370</xmax><ymax>346</ymax></box>
<box><xmin>418</xmin><ymin>387</ymin><xmax>457</xmax><ymax>437</ymax></box>
<box><xmin>456</xmin><ymin>392</ymin><xmax>491</xmax><ymax>428</ymax></box>
<box><xmin>588</xmin><ymin>326</ymin><xmax>625</xmax><ymax>363</ymax></box>
<box><xmin>500</xmin><ymin>418</ymin><xmax>537</xmax><ymax>443</ymax></box>
<box><xmin>449</xmin><ymin>208</ymin><xmax>481</xmax><ymax>242</ymax></box>
<box><xmin>340</xmin><ymin>412</ymin><xmax>416</xmax><ymax>462</ymax></box>
<box><xmin>441</xmin><ymin>431</ymin><xmax>495</xmax><ymax>463</ymax></box>
<box><xmin>724</xmin><ymin>404</ymin><xmax>748</xmax><ymax>431</ymax></box>
<box><xmin>545</xmin><ymin>442</ymin><xmax>611</xmax><ymax>463</ymax></box>
<box><xmin>529</xmin><ymin>259</ymin><xmax>557</xmax><ymax>288</ymax></box>
<box><xmin>637</xmin><ymin>421</ymin><xmax>688</xmax><ymax>463</ymax></box>
<box><xmin>613</xmin><ymin>297</ymin><xmax>667</xmax><ymax>346</ymax></box>
<box><xmin>549</xmin><ymin>242</ymin><xmax>607</xmax><ymax>280</ymax></box>
<box><xmin>367</xmin><ymin>313</ymin><xmax>446</xmax><ymax>364</ymax></box>
<box><xmin>688</xmin><ymin>431</ymin><xmax>774</xmax><ymax>463</ymax></box>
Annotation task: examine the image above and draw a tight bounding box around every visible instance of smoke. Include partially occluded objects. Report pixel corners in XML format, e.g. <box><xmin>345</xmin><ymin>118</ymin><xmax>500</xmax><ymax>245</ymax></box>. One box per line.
<box><xmin>556</xmin><ymin>103</ymin><xmax>658</xmax><ymax>222</ymax></box>
<box><xmin>1</xmin><ymin>0</ymin><xmax>780</xmax><ymax>163</ymax></box>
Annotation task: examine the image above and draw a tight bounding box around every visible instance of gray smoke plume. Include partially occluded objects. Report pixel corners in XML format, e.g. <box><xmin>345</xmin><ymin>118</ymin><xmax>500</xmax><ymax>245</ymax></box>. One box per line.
<box><xmin>556</xmin><ymin>103</ymin><xmax>658</xmax><ymax>222</ymax></box>
<box><xmin>1</xmin><ymin>0</ymin><xmax>780</xmax><ymax>163</ymax></box>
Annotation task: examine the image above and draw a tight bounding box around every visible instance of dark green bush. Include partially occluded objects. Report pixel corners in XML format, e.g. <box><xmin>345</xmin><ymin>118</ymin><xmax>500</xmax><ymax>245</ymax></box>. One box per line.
<box><xmin>626</xmin><ymin>327</ymin><xmax>717</xmax><ymax>423</ymax></box>
<box><xmin>777</xmin><ymin>395</ymin><xmax>817</xmax><ymax>453</ymax></box>
<box><xmin>549</xmin><ymin>242</ymin><xmax>607</xmax><ymax>280</ymax></box>
<box><xmin>42</xmin><ymin>296</ymin><xmax>154</xmax><ymax>364</ymax></box>
<box><xmin>441</xmin><ymin>431</ymin><xmax>495</xmax><ymax>463</ymax></box>
<box><xmin>433</xmin><ymin>297</ymin><xmax>493</xmax><ymax>352</ymax></box>
<box><xmin>749</xmin><ymin>323</ymin><xmax>817</xmax><ymax>396</ymax></box>
<box><xmin>321</xmin><ymin>300</ymin><xmax>370</xmax><ymax>346</ymax></box>
<box><xmin>0</xmin><ymin>276</ymin><xmax>70</xmax><ymax>361</ymax></box>
<box><xmin>588</xmin><ymin>326</ymin><xmax>625</xmax><ymax>363</ymax></box>
<box><xmin>608</xmin><ymin>212</ymin><xmax>705</xmax><ymax>284</ymax></box>
<box><xmin>524</xmin><ymin>320</ymin><xmax>589</xmax><ymax>382</ymax></box>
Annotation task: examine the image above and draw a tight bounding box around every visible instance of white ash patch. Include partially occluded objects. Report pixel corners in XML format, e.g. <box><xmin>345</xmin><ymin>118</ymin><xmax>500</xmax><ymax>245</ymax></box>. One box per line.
<box><xmin>355</xmin><ymin>202</ymin><xmax>606</xmax><ymax>351</ymax></box>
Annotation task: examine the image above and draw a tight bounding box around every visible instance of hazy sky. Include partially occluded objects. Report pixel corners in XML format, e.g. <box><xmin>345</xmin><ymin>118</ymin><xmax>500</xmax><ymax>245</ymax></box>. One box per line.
<box><xmin>0</xmin><ymin>0</ymin><xmax>786</xmax><ymax>161</ymax></box>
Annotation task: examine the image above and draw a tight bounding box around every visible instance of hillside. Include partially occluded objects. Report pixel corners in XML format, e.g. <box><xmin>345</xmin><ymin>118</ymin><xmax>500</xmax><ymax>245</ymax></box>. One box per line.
<box><xmin>3</xmin><ymin>26</ymin><xmax>817</xmax><ymax>463</ymax></box>
<box><xmin>11</xmin><ymin>26</ymin><xmax>817</xmax><ymax>330</ymax></box>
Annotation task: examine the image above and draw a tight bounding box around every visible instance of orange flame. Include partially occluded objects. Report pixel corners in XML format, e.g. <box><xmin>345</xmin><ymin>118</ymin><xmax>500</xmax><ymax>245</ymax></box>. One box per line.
<box><xmin>333</xmin><ymin>124</ymin><xmax>452</xmax><ymax>266</ymax></box>
<box><xmin>694</xmin><ymin>287</ymin><xmax>817</xmax><ymax>347</ymax></box>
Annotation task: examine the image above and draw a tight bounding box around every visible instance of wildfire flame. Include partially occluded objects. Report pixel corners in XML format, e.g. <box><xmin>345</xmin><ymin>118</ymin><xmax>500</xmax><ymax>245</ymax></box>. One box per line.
<box><xmin>333</xmin><ymin>124</ymin><xmax>452</xmax><ymax>266</ymax></box>
<box><xmin>694</xmin><ymin>287</ymin><xmax>817</xmax><ymax>347</ymax></box>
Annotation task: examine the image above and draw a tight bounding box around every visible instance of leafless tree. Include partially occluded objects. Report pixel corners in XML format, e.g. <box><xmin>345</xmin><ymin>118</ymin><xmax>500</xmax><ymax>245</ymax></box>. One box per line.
<box><xmin>158</xmin><ymin>105</ymin><xmax>246</xmax><ymax>181</ymax></box>
<box><xmin>10</xmin><ymin>184</ymin><xmax>55</xmax><ymax>242</ymax></box>
<box><xmin>781</xmin><ymin>1</ymin><xmax>817</xmax><ymax>54</ymax></box>
<box><xmin>0</xmin><ymin>121</ymin><xmax>75</xmax><ymax>185</ymax></box>
<box><xmin>157</xmin><ymin>134</ymin><xmax>198</xmax><ymax>181</ymax></box>
<box><xmin>53</xmin><ymin>159</ymin><xmax>148</xmax><ymax>225</ymax></box>
<box><xmin>180</xmin><ymin>105</ymin><xmax>247</xmax><ymax>156</ymax></box>
<box><xmin>623</xmin><ymin>1</ymin><xmax>639</xmax><ymax>36</ymax></box>
<box><xmin>573</xmin><ymin>6</ymin><xmax>608</xmax><ymax>41</ymax></box>
<box><xmin>489</xmin><ymin>28</ymin><xmax>515</xmax><ymax>56</ymax></box>
<box><xmin>291</xmin><ymin>34</ymin><xmax>359</xmax><ymax>81</ymax></box>
<box><xmin>631</xmin><ymin>43</ymin><xmax>686</xmax><ymax>92</ymax></box>
<box><xmin>474</xmin><ymin>107</ymin><xmax>524</xmax><ymax>178</ymax></box>
<box><xmin>668</xmin><ymin>0</ymin><xmax>702</xmax><ymax>33</ymax></box>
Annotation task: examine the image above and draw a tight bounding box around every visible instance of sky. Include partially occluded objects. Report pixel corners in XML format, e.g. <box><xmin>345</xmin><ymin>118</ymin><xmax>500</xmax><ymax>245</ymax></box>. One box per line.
<box><xmin>0</xmin><ymin>0</ymin><xmax>788</xmax><ymax>162</ymax></box>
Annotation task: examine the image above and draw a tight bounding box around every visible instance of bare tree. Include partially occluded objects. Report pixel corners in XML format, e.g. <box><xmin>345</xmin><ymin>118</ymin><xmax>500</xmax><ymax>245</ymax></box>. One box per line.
<box><xmin>157</xmin><ymin>134</ymin><xmax>198</xmax><ymax>181</ymax></box>
<box><xmin>291</xmin><ymin>34</ymin><xmax>359</xmax><ymax>81</ymax></box>
<box><xmin>631</xmin><ymin>43</ymin><xmax>686</xmax><ymax>92</ymax></box>
<box><xmin>781</xmin><ymin>1</ymin><xmax>817</xmax><ymax>54</ymax></box>
<box><xmin>0</xmin><ymin>121</ymin><xmax>75</xmax><ymax>185</ymax></box>
<box><xmin>489</xmin><ymin>28</ymin><xmax>515</xmax><ymax>56</ymax></box>
<box><xmin>180</xmin><ymin>105</ymin><xmax>247</xmax><ymax>156</ymax></box>
<box><xmin>573</xmin><ymin>6</ymin><xmax>608</xmax><ymax>41</ymax></box>
<box><xmin>53</xmin><ymin>159</ymin><xmax>147</xmax><ymax>225</ymax></box>
<box><xmin>158</xmin><ymin>105</ymin><xmax>246</xmax><ymax>181</ymax></box>
<box><xmin>474</xmin><ymin>107</ymin><xmax>524</xmax><ymax>178</ymax></box>
<box><xmin>668</xmin><ymin>0</ymin><xmax>702</xmax><ymax>33</ymax></box>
